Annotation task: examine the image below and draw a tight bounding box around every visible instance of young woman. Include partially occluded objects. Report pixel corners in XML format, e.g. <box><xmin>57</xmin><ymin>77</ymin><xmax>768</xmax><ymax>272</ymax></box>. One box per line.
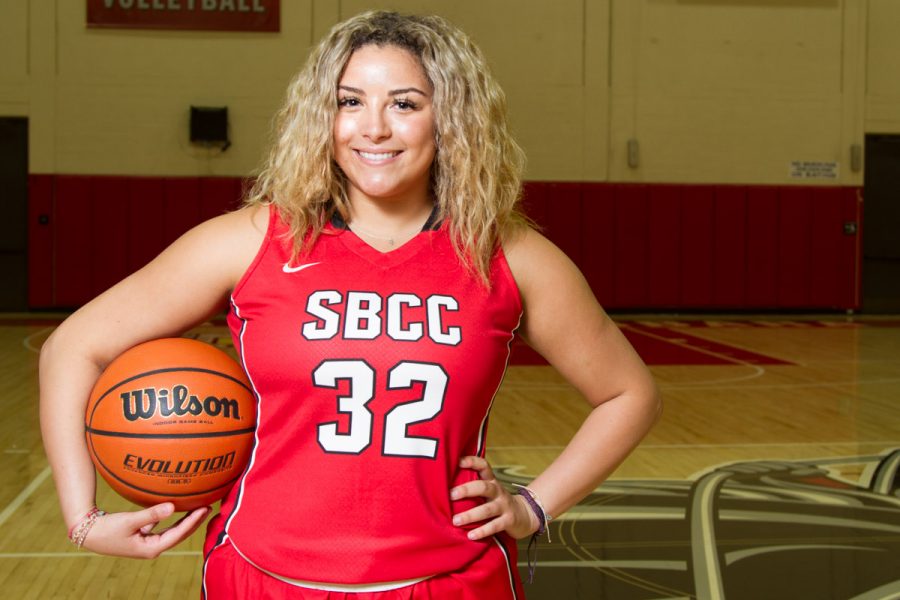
<box><xmin>40</xmin><ymin>11</ymin><xmax>660</xmax><ymax>599</ymax></box>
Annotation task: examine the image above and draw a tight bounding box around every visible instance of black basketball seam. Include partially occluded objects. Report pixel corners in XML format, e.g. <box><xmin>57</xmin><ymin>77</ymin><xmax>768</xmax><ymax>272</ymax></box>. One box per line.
<box><xmin>86</xmin><ymin>427</ymin><xmax>256</xmax><ymax>439</ymax></box>
<box><xmin>87</xmin><ymin>366</ymin><xmax>254</xmax><ymax>428</ymax></box>
<box><xmin>84</xmin><ymin>348</ymin><xmax>256</xmax><ymax>506</ymax></box>
<box><xmin>91</xmin><ymin>447</ymin><xmax>246</xmax><ymax>499</ymax></box>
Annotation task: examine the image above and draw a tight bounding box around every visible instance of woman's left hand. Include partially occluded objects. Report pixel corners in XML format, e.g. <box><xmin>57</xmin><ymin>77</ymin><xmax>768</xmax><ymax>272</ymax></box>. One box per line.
<box><xmin>450</xmin><ymin>456</ymin><xmax>540</xmax><ymax>540</ymax></box>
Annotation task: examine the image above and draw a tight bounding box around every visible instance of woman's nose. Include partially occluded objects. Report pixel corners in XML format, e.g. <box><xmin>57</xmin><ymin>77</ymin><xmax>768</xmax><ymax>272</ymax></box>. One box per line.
<box><xmin>361</xmin><ymin>107</ymin><xmax>390</xmax><ymax>142</ymax></box>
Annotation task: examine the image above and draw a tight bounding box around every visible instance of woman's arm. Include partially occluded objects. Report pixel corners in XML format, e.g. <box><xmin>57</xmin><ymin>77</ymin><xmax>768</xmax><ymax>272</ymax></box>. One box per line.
<box><xmin>39</xmin><ymin>205</ymin><xmax>267</xmax><ymax>556</ymax></box>
<box><xmin>452</xmin><ymin>227</ymin><xmax>661</xmax><ymax>539</ymax></box>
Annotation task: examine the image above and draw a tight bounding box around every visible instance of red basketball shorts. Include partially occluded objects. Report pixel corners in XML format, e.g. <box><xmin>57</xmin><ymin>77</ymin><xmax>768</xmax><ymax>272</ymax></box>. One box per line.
<box><xmin>202</xmin><ymin>519</ymin><xmax>526</xmax><ymax>599</ymax></box>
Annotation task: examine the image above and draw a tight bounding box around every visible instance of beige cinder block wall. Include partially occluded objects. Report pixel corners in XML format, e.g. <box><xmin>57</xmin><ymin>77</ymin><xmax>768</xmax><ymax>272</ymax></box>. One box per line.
<box><xmin>1</xmin><ymin>0</ymin><xmax>896</xmax><ymax>186</ymax></box>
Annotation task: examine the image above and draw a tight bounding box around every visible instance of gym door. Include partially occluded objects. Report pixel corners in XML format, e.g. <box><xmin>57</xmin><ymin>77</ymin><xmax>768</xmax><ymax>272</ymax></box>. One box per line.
<box><xmin>0</xmin><ymin>117</ymin><xmax>28</xmax><ymax>311</ymax></box>
<box><xmin>863</xmin><ymin>135</ymin><xmax>900</xmax><ymax>313</ymax></box>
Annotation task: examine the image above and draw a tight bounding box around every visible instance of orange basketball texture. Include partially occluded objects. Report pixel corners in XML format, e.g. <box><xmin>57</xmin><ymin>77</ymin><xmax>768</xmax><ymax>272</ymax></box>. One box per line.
<box><xmin>86</xmin><ymin>338</ymin><xmax>256</xmax><ymax>511</ymax></box>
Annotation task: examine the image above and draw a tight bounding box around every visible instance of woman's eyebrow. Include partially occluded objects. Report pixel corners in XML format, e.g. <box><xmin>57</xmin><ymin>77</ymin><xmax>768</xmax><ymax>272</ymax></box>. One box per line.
<box><xmin>338</xmin><ymin>85</ymin><xmax>429</xmax><ymax>96</ymax></box>
<box><xmin>389</xmin><ymin>87</ymin><xmax>428</xmax><ymax>96</ymax></box>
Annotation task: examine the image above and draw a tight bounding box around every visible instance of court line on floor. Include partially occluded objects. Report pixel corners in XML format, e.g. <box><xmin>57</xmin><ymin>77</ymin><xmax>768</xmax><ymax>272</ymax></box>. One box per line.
<box><xmin>0</xmin><ymin>552</ymin><xmax>683</xmax><ymax>573</ymax></box>
<box><xmin>619</xmin><ymin>323</ymin><xmax>769</xmax><ymax>377</ymax></box>
<box><xmin>0</xmin><ymin>551</ymin><xmax>201</xmax><ymax>558</ymax></box>
<box><xmin>0</xmin><ymin>466</ymin><xmax>52</xmax><ymax>530</ymax></box>
<box><xmin>661</xmin><ymin>377</ymin><xmax>900</xmax><ymax>391</ymax></box>
<box><xmin>491</xmin><ymin>441</ymin><xmax>900</xmax><ymax>451</ymax></box>
<box><xmin>22</xmin><ymin>326</ymin><xmax>54</xmax><ymax>354</ymax></box>
<box><xmin>501</xmin><ymin>376</ymin><xmax>900</xmax><ymax>391</ymax></box>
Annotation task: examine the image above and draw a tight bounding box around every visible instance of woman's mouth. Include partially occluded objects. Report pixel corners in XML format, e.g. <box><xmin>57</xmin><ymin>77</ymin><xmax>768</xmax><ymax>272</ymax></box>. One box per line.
<box><xmin>356</xmin><ymin>150</ymin><xmax>401</xmax><ymax>163</ymax></box>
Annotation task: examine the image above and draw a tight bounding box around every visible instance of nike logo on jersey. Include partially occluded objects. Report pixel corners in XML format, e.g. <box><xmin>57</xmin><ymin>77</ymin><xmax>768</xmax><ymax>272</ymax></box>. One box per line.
<box><xmin>282</xmin><ymin>262</ymin><xmax>320</xmax><ymax>274</ymax></box>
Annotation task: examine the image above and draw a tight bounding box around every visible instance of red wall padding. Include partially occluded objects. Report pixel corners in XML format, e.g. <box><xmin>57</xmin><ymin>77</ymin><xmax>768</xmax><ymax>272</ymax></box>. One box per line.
<box><xmin>520</xmin><ymin>182</ymin><xmax>861</xmax><ymax>311</ymax></box>
<box><xmin>29</xmin><ymin>176</ymin><xmax>861</xmax><ymax>310</ymax></box>
<box><xmin>28</xmin><ymin>175</ymin><xmax>54</xmax><ymax>308</ymax></box>
<box><xmin>28</xmin><ymin>175</ymin><xmax>243</xmax><ymax>308</ymax></box>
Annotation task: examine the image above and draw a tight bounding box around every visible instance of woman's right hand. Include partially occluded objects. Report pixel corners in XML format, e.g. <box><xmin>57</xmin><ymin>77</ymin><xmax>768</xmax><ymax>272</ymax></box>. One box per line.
<box><xmin>81</xmin><ymin>503</ymin><xmax>211</xmax><ymax>558</ymax></box>
<box><xmin>39</xmin><ymin>208</ymin><xmax>264</xmax><ymax>560</ymax></box>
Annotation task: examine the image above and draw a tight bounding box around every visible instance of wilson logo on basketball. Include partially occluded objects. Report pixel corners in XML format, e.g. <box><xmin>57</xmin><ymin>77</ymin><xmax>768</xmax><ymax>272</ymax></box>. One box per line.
<box><xmin>120</xmin><ymin>385</ymin><xmax>242</xmax><ymax>421</ymax></box>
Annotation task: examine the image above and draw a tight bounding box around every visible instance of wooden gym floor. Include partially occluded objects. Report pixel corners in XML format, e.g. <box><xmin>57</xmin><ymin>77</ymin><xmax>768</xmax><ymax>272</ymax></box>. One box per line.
<box><xmin>1</xmin><ymin>313</ymin><xmax>898</xmax><ymax>599</ymax></box>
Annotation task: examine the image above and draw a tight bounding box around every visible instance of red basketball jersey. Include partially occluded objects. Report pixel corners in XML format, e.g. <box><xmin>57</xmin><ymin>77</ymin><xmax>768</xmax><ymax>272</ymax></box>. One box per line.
<box><xmin>218</xmin><ymin>206</ymin><xmax>522</xmax><ymax>584</ymax></box>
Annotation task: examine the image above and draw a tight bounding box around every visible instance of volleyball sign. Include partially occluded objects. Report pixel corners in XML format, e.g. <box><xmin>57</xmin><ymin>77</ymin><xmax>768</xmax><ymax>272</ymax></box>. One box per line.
<box><xmin>87</xmin><ymin>0</ymin><xmax>280</xmax><ymax>32</ymax></box>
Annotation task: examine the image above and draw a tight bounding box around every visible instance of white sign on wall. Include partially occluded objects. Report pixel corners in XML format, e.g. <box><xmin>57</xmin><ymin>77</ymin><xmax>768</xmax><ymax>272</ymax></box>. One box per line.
<box><xmin>789</xmin><ymin>161</ymin><xmax>839</xmax><ymax>180</ymax></box>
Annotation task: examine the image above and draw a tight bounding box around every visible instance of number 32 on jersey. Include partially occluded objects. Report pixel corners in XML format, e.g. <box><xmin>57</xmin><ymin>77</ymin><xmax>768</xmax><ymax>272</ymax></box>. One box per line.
<box><xmin>314</xmin><ymin>359</ymin><xmax>447</xmax><ymax>459</ymax></box>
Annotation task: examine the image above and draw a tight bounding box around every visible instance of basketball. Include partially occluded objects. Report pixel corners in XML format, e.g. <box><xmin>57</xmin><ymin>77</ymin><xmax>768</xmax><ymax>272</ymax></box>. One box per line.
<box><xmin>85</xmin><ymin>338</ymin><xmax>256</xmax><ymax>511</ymax></box>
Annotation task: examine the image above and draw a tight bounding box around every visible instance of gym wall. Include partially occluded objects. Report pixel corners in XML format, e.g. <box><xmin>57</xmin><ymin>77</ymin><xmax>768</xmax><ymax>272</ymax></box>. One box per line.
<box><xmin>2</xmin><ymin>0</ymin><xmax>896</xmax><ymax>309</ymax></box>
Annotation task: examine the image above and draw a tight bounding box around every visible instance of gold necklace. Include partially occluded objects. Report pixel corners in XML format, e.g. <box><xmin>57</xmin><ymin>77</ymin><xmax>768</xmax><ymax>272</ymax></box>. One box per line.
<box><xmin>348</xmin><ymin>215</ymin><xmax>431</xmax><ymax>247</ymax></box>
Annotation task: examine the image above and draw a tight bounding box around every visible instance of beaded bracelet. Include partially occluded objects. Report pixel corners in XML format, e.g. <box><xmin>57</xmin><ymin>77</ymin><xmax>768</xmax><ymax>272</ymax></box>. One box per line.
<box><xmin>514</xmin><ymin>484</ymin><xmax>552</xmax><ymax>540</ymax></box>
<box><xmin>68</xmin><ymin>506</ymin><xmax>106</xmax><ymax>549</ymax></box>
<box><xmin>514</xmin><ymin>485</ymin><xmax>552</xmax><ymax>583</ymax></box>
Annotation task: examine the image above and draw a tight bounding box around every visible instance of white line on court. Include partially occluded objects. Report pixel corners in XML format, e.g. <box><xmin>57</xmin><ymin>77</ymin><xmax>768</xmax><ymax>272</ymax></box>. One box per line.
<box><xmin>22</xmin><ymin>326</ymin><xmax>54</xmax><ymax>354</ymax></box>
<box><xmin>501</xmin><ymin>376</ymin><xmax>900</xmax><ymax>392</ymax></box>
<box><xmin>491</xmin><ymin>441</ymin><xmax>900</xmax><ymax>451</ymax></box>
<box><xmin>660</xmin><ymin>377</ymin><xmax>900</xmax><ymax>391</ymax></box>
<box><xmin>621</xmin><ymin>323</ymin><xmax>768</xmax><ymax>372</ymax></box>
<box><xmin>0</xmin><ymin>466</ymin><xmax>52</xmax><ymax>530</ymax></box>
<box><xmin>640</xmin><ymin>441</ymin><xmax>900</xmax><ymax>449</ymax></box>
<box><xmin>1</xmin><ymin>554</ymin><xmax>685</xmax><ymax>570</ymax></box>
<box><xmin>0</xmin><ymin>550</ymin><xmax>201</xmax><ymax>558</ymax></box>
<box><xmin>514</xmin><ymin>560</ymin><xmax>687</xmax><ymax>571</ymax></box>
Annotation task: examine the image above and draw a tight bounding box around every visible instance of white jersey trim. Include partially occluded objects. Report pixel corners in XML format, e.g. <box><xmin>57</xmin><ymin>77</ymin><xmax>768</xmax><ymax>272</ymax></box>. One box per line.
<box><xmin>476</xmin><ymin>310</ymin><xmax>523</xmax><ymax>456</ymax></box>
<box><xmin>223</xmin><ymin>298</ymin><xmax>263</xmax><ymax>534</ymax></box>
<box><xmin>222</xmin><ymin>298</ymin><xmax>433</xmax><ymax>593</ymax></box>
<box><xmin>492</xmin><ymin>536</ymin><xmax>520</xmax><ymax>600</ymax></box>
<box><xmin>230</xmin><ymin>539</ymin><xmax>430</xmax><ymax>592</ymax></box>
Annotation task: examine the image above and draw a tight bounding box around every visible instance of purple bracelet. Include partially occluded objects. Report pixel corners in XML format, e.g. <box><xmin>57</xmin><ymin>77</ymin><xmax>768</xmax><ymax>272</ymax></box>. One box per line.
<box><xmin>516</xmin><ymin>487</ymin><xmax>547</xmax><ymax>537</ymax></box>
<box><xmin>515</xmin><ymin>486</ymin><xmax>551</xmax><ymax>583</ymax></box>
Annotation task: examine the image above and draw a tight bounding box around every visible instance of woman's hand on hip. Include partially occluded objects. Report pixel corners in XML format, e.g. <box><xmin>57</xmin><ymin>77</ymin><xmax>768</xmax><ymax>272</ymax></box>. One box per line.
<box><xmin>450</xmin><ymin>456</ymin><xmax>540</xmax><ymax>541</ymax></box>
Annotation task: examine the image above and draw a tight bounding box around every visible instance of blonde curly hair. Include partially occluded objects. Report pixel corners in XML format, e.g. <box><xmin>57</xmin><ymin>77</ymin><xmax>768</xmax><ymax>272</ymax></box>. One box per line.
<box><xmin>245</xmin><ymin>10</ymin><xmax>527</xmax><ymax>280</ymax></box>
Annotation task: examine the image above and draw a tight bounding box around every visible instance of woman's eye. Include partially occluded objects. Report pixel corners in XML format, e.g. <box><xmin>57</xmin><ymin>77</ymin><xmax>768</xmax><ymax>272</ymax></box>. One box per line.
<box><xmin>338</xmin><ymin>97</ymin><xmax>360</xmax><ymax>107</ymax></box>
<box><xmin>393</xmin><ymin>98</ymin><xmax>417</xmax><ymax>110</ymax></box>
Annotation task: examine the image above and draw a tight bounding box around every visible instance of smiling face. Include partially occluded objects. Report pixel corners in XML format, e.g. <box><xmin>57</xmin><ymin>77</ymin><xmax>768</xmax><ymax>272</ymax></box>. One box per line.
<box><xmin>333</xmin><ymin>44</ymin><xmax>437</xmax><ymax>212</ymax></box>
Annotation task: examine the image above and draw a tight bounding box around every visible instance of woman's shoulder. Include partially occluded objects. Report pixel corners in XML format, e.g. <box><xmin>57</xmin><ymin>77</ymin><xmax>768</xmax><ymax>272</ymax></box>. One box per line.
<box><xmin>500</xmin><ymin>224</ymin><xmax>589</xmax><ymax>301</ymax></box>
<box><xmin>209</xmin><ymin>203</ymin><xmax>270</xmax><ymax>236</ymax></box>
<box><xmin>501</xmin><ymin>225</ymin><xmax>568</xmax><ymax>275</ymax></box>
<box><xmin>197</xmin><ymin>203</ymin><xmax>269</xmax><ymax>247</ymax></box>
<box><xmin>166</xmin><ymin>203</ymin><xmax>270</xmax><ymax>288</ymax></box>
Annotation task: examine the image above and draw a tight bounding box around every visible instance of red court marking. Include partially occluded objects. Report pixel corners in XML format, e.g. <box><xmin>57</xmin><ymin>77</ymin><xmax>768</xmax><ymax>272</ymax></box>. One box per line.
<box><xmin>617</xmin><ymin>327</ymin><xmax>732</xmax><ymax>365</ymax></box>
<box><xmin>623</xmin><ymin>323</ymin><xmax>792</xmax><ymax>365</ymax></box>
<box><xmin>16</xmin><ymin>317</ymin><xmax>896</xmax><ymax>364</ymax></box>
<box><xmin>509</xmin><ymin>321</ymin><xmax>795</xmax><ymax>366</ymax></box>
<box><xmin>635</xmin><ymin>319</ymin><xmax>900</xmax><ymax>329</ymax></box>
<box><xmin>798</xmin><ymin>476</ymin><xmax>854</xmax><ymax>490</ymax></box>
